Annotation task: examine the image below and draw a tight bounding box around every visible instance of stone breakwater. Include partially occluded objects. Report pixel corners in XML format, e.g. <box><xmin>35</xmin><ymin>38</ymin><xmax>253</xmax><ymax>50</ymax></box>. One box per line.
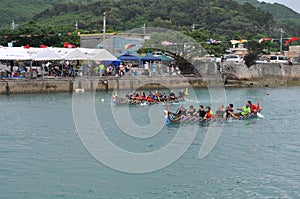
<box><xmin>221</xmin><ymin>62</ymin><xmax>300</xmax><ymax>87</ymax></box>
<box><xmin>1</xmin><ymin>63</ymin><xmax>300</xmax><ymax>94</ymax></box>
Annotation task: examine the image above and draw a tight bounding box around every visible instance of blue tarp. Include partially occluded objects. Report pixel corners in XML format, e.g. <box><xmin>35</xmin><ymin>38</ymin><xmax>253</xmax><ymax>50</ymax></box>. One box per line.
<box><xmin>103</xmin><ymin>59</ymin><xmax>121</xmax><ymax>67</ymax></box>
<box><xmin>117</xmin><ymin>52</ymin><xmax>140</xmax><ymax>61</ymax></box>
<box><xmin>141</xmin><ymin>53</ymin><xmax>161</xmax><ymax>62</ymax></box>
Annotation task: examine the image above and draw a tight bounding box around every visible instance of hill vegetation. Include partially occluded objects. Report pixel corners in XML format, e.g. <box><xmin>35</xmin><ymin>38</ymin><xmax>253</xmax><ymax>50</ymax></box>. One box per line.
<box><xmin>234</xmin><ymin>0</ymin><xmax>300</xmax><ymax>36</ymax></box>
<box><xmin>0</xmin><ymin>0</ymin><xmax>299</xmax><ymax>55</ymax></box>
<box><xmin>0</xmin><ymin>0</ymin><xmax>97</xmax><ymax>29</ymax></box>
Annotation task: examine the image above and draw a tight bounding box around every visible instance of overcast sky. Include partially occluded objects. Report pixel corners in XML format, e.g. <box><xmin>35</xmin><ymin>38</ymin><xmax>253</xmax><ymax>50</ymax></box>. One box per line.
<box><xmin>258</xmin><ymin>0</ymin><xmax>300</xmax><ymax>13</ymax></box>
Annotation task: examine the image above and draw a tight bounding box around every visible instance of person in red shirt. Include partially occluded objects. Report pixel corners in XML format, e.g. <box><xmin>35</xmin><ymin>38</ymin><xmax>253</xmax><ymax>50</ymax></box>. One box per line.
<box><xmin>247</xmin><ymin>100</ymin><xmax>258</xmax><ymax>112</ymax></box>
<box><xmin>141</xmin><ymin>92</ymin><xmax>147</xmax><ymax>101</ymax></box>
<box><xmin>204</xmin><ymin>106</ymin><xmax>213</xmax><ymax>119</ymax></box>
<box><xmin>147</xmin><ymin>95</ymin><xmax>153</xmax><ymax>102</ymax></box>
<box><xmin>135</xmin><ymin>94</ymin><xmax>140</xmax><ymax>101</ymax></box>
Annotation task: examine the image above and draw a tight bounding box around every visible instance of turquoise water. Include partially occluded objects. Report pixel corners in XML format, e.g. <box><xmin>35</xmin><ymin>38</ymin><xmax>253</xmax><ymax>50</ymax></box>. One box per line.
<box><xmin>1</xmin><ymin>87</ymin><xmax>300</xmax><ymax>198</ymax></box>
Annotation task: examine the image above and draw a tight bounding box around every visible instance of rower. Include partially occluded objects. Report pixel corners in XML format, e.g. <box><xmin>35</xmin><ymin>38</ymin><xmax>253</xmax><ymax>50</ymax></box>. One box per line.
<box><xmin>178</xmin><ymin>89</ymin><xmax>185</xmax><ymax>98</ymax></box>
<box><xmin>225</xmin><ymin>104</ymin><xmax>235</xmax><ymax>118</ymax></box>
<box><xmin>215</xmin><ymin>105</ymin><xmax>226</xmax><ymax>118</ymax></box>
<box><xmin>169</xmin><ymin>90</ymin><xmax>176</xmax><ymax>101</ymax></box>
<box><xmin>187</xmin><ymin>105</ymin><xmax>196</xmax><ymax>116</ymax></box>
<box><xmin>176</xmin><ymin>105</ymin><xmax>187</xmax><ymax>115</ymax></box>
<box><xmin>135</xmin><ymin>93</ymin><xmax>140</xmax><ymax>101</ymax></box>
<box><xmin>247</xmin><ymin>100</ymin><xmax>258</xmax><ymax>112</ymax></box>
<box><xmin>236</xmin><ymin>103</ymin><xmax>251</xmax><ymax>116</ymax></box>
<box><xmin>141</xmin><ymin>92</ymin><xmax>147</xmax><ymax>101</ymax></box>
<box><xmin>204</xmin><ymin>106</ymin><xmax>213</xmax><ymax>119</ymax></box>
<box><xmin>197</xmin><ymin>105</ymin><xmax>206</xmax><ymax>118</ymax></box>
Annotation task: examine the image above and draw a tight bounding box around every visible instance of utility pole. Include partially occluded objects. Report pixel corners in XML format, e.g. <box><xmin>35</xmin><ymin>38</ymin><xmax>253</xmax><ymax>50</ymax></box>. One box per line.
<box><xmin>103</xmin><ymin>12</ymin><xmax>106</xmax><ymax>43</ymax></box>
<box><xmin>143</xmin><ymin>23</ymin><xmax>146</xmax><ymax>35</ymax></box>
<box><xmin>191</xmin><ymin>23</ymin><xmax>195</xmax><ymax>31</ymax></box>
<box><xmin>280</xmin><ymin>28</ymin><xmax>284</xmax><ymax>54</ymax></box>
<box><xmin>74</xmin><ymin>21</ymin><xmax>78</xmax><ymax>30</ymax></box>
<box><xmin>11</xmin><ymin>20</ymin><xmax>18</xmax><ymax>30</ymax></box>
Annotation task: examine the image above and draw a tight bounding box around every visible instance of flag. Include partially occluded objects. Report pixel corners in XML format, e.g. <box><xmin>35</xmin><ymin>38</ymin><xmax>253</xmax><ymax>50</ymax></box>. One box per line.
<box><xmin>185</xmin><ymin>88</ymin><xmax>189</xmax><ymax>96</ymax></box>
<box><xmin>40</xmin><ymin>44</ymin><xmax>48</xmax><ymax>48</ymax></box>
<box><xmin>257</xmin><ymin>101</ymin><xmax>260</xmax><ymax>110</ymax></box>
<box><xmin>23</xmin><ymin>44</ymin><xmax>30</xmax><ymax>49</ymax></box>
<box><xmin>285</xmin><ymin>37</ymin><xmax>300</xmax><ymax>46</ymax></box>
<box><xmin>230</xmin><ymin>40</ymin><xmax>247</xmax><ymax>45</ymax></box>
<box><xmin>124</xmin><ymin>43</ymin><xmax>136</xmax><ymax>50</ymax></box>
<box><xmin>63</xmin><ymin>41</ymin><xmax>76</xmax><ymax>48</ymax></box>
<box><xmin>258</xmin><ymin>38</ymin><xmax>273</xmax><ymax>44</ymax></box>
<box><xmin>208</xmin><ymin>38</ymin><xmax>221</xmax><ymax>45</ymax></box>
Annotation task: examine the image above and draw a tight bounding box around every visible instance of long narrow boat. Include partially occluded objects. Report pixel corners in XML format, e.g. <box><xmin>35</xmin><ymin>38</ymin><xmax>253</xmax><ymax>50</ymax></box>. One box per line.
<box><xmin>112</xmin><ymin>97</ymin><xmax>186</xmax><ymax>106</ymax></box>
<box><xmin>164</xmin><ymin>111</ymin><xmax>260</xmax><ymax>124</ymax></box>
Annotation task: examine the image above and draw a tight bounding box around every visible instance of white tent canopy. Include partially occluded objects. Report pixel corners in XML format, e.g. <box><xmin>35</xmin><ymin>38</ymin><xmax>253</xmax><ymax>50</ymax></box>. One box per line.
<box><xmin>32</xmin><ymin>48</ymin><xmax>62</xmax><ymax>61</ymax></box>
<box><xmin>0</xmin><ymin>47</ymin><xmax>31</xmax><ymax>60</ymax></box>
<box><xmin>0</xmin><ymin>47</ymin><xmax>117</xmax><ymax>61</ymax></box>
<box><xmin>52</xmin><ymin>48</ymin><xmax>74</xmax><ymax>59</ymax></box>
<box><xmin>78</xmin><ymin>48</ymin><xmax>117</xmax><ymax>61</ymax></box>
<box><xmin>90</xmin><ymin>49</ymin><xmax>117</xmax><ymax>61</ymax></box>
<box><xmin>64</xmin><ymin>49</ymin><xmax>89</xmax><ymax>60</ymax></box>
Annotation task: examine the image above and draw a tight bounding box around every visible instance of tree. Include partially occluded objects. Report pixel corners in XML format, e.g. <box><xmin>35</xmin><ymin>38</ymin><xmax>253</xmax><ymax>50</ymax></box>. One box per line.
<box><xmin>244</xmin><ymin>40</ymin><xmax>273</xmax><ymax>67</ymax></box>
<box><xmin>139</xmin><ymin>28</ymin><xmax>207</xmax><ymax>73</ymax></box>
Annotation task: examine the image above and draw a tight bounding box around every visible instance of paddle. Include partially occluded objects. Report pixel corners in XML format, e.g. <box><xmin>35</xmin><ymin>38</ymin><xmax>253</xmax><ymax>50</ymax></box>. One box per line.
<box><xmin>257</xmin><ymin>112</ymin><xmax>265</xmax><ymax>118</ymax></box>
<box><xmin>228</xmin><ymin>111</ymin><xmax>238</xmax><ymax>119</ymax></box>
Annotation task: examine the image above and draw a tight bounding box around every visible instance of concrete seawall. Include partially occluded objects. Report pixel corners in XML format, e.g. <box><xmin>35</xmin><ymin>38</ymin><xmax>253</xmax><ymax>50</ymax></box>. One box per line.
<box><xmin>0</xmin><ymin>76</ymin><xmax>205</xmax><ymax>94</ymax></box>
<box><xmin>1</xmin><ymin>63</ymin><xmax>300</xmax><ymax>94</ymax></box>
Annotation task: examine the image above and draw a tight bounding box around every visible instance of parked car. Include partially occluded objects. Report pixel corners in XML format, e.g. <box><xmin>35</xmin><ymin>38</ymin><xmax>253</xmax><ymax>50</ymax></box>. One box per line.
<box><xmin>269</xmin><ymin>55</ymin><xmax>288</xmax><ymax>64</ymax></box>
<box><xmin>224</xmin><ymin>54</ymin><xmax>240</xmax><ymax>63</ymax></box>
<box><xmin>255</xmin><ymin>56</ymin><xmax>268</xmax><ymax>64</ymax></box>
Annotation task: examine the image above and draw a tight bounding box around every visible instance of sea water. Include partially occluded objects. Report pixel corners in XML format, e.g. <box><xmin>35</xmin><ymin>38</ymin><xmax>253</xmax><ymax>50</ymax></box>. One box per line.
<box><xmin>0</xmin><ymin>87</ymin><xmax>300</xmax><ymax>198</ymax></box>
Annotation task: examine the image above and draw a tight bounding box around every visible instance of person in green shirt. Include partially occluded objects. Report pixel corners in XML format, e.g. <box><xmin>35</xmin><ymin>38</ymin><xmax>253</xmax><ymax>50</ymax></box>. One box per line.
<box><xmin>99</xmin><ymin>63</ymin><xmax>105</xmax><ymax>76</ymax></box>
<box><xmin>236</xmin><ymin>103</ymin><xmax>251</xmax><ymax>116</ymax></box>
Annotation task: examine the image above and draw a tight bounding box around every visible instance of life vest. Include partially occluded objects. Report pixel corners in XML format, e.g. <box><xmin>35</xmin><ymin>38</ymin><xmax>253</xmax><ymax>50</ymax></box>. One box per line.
<box><xmin>142</xmin><ymin>95</ymin><xmax>147</xmax><ymax>101</ymax></box>
<box><xmin>250</xmin><ymin>104</ymin><xmax>257</xmax><ymax>112</ymax></box>
<box><xmin>147</xmin><ymin>96</ymin><xmax>153</xmax><ymax>102</ymax></box>
<box><xmin>206</xmin><ymin>111</ymin><xmax>213</xmax><ymax>119</ymax></box>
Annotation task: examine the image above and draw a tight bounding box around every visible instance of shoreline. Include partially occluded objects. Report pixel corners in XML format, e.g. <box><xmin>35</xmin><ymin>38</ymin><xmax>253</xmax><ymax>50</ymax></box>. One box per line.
<box><xmin>1</xmin><ymin>75</ymin><xmax>300</xmax><ymax>95</ymax></box>
<box><xmin>1</xmin><ymin>63</ymin><xmax>300</xmax><ymax>94</ymax></box>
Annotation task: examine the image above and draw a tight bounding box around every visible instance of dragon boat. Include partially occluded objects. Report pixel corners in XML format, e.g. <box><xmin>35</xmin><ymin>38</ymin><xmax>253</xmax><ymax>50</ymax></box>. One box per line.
<box><xmin>164</xmin><ymin>111</ymin><xmax>262</xmax><ymax>124</ymax></box>
<box><xmin>112</xmin><ymin>97</ymin><xmax>186</xmax><ymax>106</ymax></box>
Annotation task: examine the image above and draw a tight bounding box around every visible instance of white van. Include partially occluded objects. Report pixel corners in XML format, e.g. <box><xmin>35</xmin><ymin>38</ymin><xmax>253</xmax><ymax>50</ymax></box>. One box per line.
<box><xmin>269</xmin><ymin>55</ymin><xmax>288</xmax><ymax>64</ymax></box>
<box><xmin>224</xmin><ymin>54</ymin><xmax>240</xmax><ymax>63</ymax></box>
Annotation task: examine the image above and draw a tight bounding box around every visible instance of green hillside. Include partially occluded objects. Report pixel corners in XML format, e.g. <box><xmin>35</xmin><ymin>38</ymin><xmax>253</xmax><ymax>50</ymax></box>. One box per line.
<box><xmin>32</xmin><ymin>0</ymin><xmax>276</xmax><ymax>37</ymax></box>
<box><xmin>234</xmin><ymin>0</ymin><xmax>300</xmax><ymax>35</ymax></box>
<box><xmin>235</xmin><ymin>0</ymin><xmax>300</xmax><ymax>17</ymax></box>
<box><xmin>0</xmin><ymin>0</ymin><xmax>96</xmax><ymax>29</ymax></box>
<box><xmin>0</xmin><ymin>0</ymin><xmax>299</xmax><ymax>52</ymax></box>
